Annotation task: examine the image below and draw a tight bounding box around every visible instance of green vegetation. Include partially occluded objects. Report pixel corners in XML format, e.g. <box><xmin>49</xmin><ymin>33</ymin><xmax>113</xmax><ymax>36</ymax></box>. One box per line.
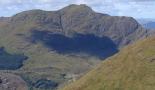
<box><xmin>0</xmin><ymin>4</ymin><xmax>151</xmax><ymax>90</ymax></box>
<box><xmin>62</xmin><ymin>37</ymin><xmax>155</xmax><ymax>90</ymax></box>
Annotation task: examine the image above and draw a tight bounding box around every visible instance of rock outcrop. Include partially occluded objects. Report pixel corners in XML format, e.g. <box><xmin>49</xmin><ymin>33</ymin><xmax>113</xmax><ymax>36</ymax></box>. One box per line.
<box><xmin>0</xmin><ymin>73</ymin><xmax>28</xmax><ymax>90</ymax></box>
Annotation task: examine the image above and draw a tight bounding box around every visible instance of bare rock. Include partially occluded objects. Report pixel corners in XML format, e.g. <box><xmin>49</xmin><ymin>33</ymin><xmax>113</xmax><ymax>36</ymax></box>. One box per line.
<box><xmin>0</xmin><ymin>73</ymin><xmax>28</xmax><ymax>90</ymax></box>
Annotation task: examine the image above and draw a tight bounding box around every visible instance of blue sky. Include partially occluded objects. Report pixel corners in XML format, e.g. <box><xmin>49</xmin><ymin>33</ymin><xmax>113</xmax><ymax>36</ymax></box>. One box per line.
<box><xmin>0</xmin><ymin>0</ymin><xmax>155</xmax><ymax>19</ymax></box>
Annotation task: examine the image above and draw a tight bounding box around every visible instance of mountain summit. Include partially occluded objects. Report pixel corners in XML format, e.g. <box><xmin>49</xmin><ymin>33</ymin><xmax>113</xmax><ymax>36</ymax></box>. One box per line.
<box><xmin>60</xmin><ymin>4</ymin><xmax>93</xmax><ymax>12</ymax></box>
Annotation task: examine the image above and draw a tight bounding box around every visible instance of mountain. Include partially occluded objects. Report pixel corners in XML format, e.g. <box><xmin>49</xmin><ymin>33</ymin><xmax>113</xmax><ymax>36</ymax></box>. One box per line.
<box><xmin>144</xmin><ymin>22</ymin><xmax>155</xmax><ymax>29</ymax></box>
<box><xmin>137</xmin><ymin>18</ymin><xmax>155</xmax><ymax>29</ymax></box>
<box><xmin>62</xmin><ymin>36</ymin><xmax>155</xmax><ymax>90</ymax></box>
<box><xmin>137</xmin><ymin>18</ymin><xmax>154</xmax><ymax>24</ymax></box>
<box><xmin>0</xmin><ymin>4</ymin><xmax>152</xmax><ymax>90</ymax></box>
<box><xmin>7</xmin><ymin>4</ymin><xmax>149</xmax><ymax>47</ymax></box>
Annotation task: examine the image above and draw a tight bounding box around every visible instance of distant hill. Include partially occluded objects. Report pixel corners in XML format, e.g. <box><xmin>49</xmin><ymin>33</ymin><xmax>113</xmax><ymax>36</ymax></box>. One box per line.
<box><xmin>0</xmin><ymin>4</ymin><xmax>152</xmax><ymax>90</ymax></box>
<box><xmin>62</xmin><ymin>36</ymin><xmax>155</xmax><ymax>90</ymax></box>
<box><xmin>144</xmin><ymin>22</ymin><xmax>155</xmax><ymax>29</ymax></box>
<box><xmin>137</xmin><ymin>18</ymin><xmax>155</xmax><ymax>29</ymax></box>
<box><xmin>0</xmin><ymin>17</ymin><xmax>10</xmax><ymax>22</ymax></box>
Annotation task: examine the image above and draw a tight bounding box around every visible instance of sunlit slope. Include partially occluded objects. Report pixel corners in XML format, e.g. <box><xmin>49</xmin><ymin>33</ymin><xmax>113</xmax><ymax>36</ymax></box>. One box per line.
<box><xmin>62</xmin><ymin>36</ymin><xmax>155</xmax><ymax>90</ymax></box>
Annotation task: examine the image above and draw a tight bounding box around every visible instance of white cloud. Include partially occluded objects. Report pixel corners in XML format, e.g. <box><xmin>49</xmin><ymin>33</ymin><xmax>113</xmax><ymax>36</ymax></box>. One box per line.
<box><xmin>37</xmin><ymin>0</ymin><xmax>53</xmax><ymax>3</ymax></box>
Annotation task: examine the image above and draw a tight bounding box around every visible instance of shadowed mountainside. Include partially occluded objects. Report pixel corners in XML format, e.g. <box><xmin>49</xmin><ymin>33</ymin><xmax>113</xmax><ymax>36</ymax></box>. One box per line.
<box><xmin>0</xmin><ymin>47</ymin><xmax>28</xmax><ymax>70</ymax></box>
<box><xmin>30</xmin><ymin>30</ymin><xmax>118</xmax><ymax>59</ymax></box>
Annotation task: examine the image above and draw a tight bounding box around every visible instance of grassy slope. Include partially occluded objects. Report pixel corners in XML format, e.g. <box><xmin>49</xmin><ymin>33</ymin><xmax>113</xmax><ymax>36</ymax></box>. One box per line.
<box><xmin>62</xmin><ymin>36</ymin><xmax>155</xmax><ymax>90</ymax></box>
<box><xmin>0</xmin><ymin>12</ymin><xmax>100</xmax><ymax>90</ymax></box>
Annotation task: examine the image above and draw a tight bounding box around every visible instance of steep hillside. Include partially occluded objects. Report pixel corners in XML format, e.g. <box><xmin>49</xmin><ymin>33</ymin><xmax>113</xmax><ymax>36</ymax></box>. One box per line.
<box><xmin>0</xmin><ymin>4</ymin><xmax>151</xmax><ymax>90</ymax></box>
<box><xmin>62</xmin><ymin>36</ymin><xmax>155</xmax><ymax>90</ymax></box>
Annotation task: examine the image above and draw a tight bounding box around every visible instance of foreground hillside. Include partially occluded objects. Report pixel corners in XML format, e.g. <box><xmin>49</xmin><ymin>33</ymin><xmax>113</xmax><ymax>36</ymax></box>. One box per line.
<box><xmin>0</xmin><ymin>4</ymin><xmax>152</xmax><ymax>90</ymax></box>
<box><xmin>62</xmin><ymin>36</ymin><xmax>155</xmax><ymax>90</ymax></box>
